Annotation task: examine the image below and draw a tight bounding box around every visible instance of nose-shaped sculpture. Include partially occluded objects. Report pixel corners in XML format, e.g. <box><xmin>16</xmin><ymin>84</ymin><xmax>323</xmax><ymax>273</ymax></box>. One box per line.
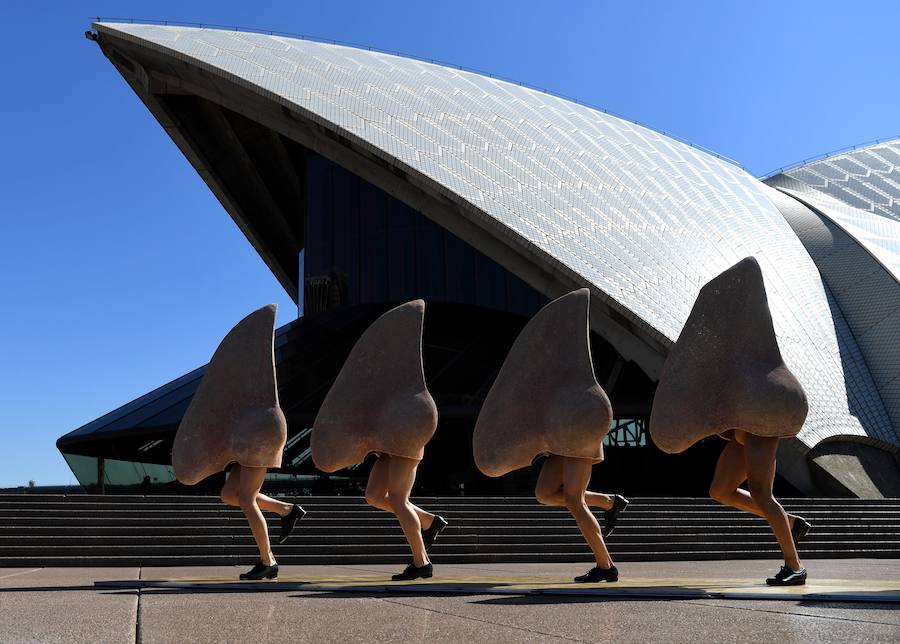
<box><xmin>311</xmin><ymin>300</ymin><xmax>438</xmax><ymax>472</ymax></box>
<box><xmin>473</xmin><ymin>288</ymin><xmax>613</xmax><ymax>477</ymax></box>
<box><xmin>172</xmin><ymin>304</ymin><xmax>287</xmax><ymax>485</ymax></box>
<box><xmin>650</xmin><ymin>257</ymin><xmax>808</xmax><ymax>453</ymax></box>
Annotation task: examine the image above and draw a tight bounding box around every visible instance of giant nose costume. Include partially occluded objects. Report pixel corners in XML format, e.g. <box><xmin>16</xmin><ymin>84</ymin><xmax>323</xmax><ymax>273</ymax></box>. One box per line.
<box><xmin>650</xmin><ymin>257</ymin><xmax>808</xmax><ymax>453</ymax></box>
<box><xmin>474</xmin><ymin>288</ymin><xmax>613</xmax><ymax>477</ymax></box>
<box><xmin>172</xmin><ymin>304</ymin><xmax>288</xmax><ymax>485</ymax></box>
<box><xmin>312</xmin><ymin>299</ymin><xmax>438</xmax><ymax>472</ymax></box>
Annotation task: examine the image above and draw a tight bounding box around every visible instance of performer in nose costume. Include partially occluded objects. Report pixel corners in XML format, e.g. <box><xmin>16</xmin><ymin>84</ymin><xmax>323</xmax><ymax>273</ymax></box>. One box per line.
<box><xmin>650</xmin><ymin>257</ymin><xmax>811</xmax><ymax>586</ymax></box>
<box><xmin>312</xmin><ymin>300</ymin><xmax>446</xmax><ymax>581</ymax></box>
<box><xmin>172</xmin><ymin>304</ymin><xmax>306</xmax><ymax>581</ymax></box>
<box><xmin>474</xmin><ymin>289</ymin><xmax>628</xmax><ymax>583</ymax></box>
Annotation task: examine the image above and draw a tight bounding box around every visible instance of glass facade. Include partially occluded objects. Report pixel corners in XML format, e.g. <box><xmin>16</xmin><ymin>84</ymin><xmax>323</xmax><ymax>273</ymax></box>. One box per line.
<box><xmin>604</xmin><ymin>419</ymin><xmax>648</xmax><ymax>448</ymax></box>
<box><xmin>62</xmin><ymin>453</ymin><xmax>177</xmax><ymax>493</ymax></box>
<box><xmin>302</xmin><ymin>153</ymin><xmax>544</xmax><ymax>318</ymax></box>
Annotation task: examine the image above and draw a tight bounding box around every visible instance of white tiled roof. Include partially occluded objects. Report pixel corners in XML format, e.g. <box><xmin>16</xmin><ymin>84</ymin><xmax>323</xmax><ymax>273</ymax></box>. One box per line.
<box><xmin>95</xmin><ymin>22</ymin><xmax>893</xmax><ymax>447</ymax></box>
<box><xmin>768</xmin><ymin>145</ymin><xmax>900</xmax><ymax>444</ymax></box>
<box><xmin>778</xmin><ymin>140</ymin><xmax>900</xmax><ymax>223</ymax></box>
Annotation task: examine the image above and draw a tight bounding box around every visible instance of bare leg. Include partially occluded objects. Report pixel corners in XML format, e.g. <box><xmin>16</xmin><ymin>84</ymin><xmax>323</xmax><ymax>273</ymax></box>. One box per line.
<box><xmin>535</xmin><ymin>455</ymin><xmax>614</xmax><ymax>510</ymax></box>
<box><xmin>220</xmin><ymin>466</ymin><xmax>293</xmax><ymax>517</ymax></box>
<box><xmin>709</xmin><ymin>440</ymin><xmax>759</xmax><ymax>515</ymax></box>
<box><xmin>709</xmin><ymin>439</ymin><xmax>802</xmax><ymax>529</ymax></box>
<box><xmin>236</xmin><ymin>466</ymin><xmax>276</xmax><ymax>566</ymax></box>
<box><xmin>744</xmin><ymin>434</ymin><xmax>802</xmax><ymax>571</ymax></box>
<box><xmin>220</xmin><ymin>466</ymin><xmax>241</xmax><ymax>507</ymax></box>
<box><xmin>562</xmin><ymin>457</ymin><xmax>613</xmax><ymax>569</ymax></box>
<box><xmin>534</xmin><ymin>455</ymin><xmax>564</xmax><ymax>506</ymax></box>
<box><xmin>256</xmin><ymin>493</ymin><xmax>293</xmax><ymax>517</ymax></box>
<box><xmin>584</xmin><ymin>491</ymin><xmax>615</xmax><ymax>510</ymax></box>
<box><xmin>365</xmin><ymin>455</ymin><xmax>435</xmax><ymax>529</ymax></box>
<box><xmin>385</xmin><ymin>455</ymin><xmax>429</xmax><ymax>567</ymax></box>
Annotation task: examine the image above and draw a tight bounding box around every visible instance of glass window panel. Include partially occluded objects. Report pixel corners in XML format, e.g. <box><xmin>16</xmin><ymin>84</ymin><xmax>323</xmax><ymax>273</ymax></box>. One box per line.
<box><xmin>415</xmin><ymin>215</ymin><xmax>446</xmax><ymax>301</ymax></box>
<box><xmin>332</xmin><ymin>165</ymin><xmax>361</xmax><ymax>305</ymax></box>
<box><xmin>62</xmin><ymin>453</ymin><xmax>98</xmax><ymax>488</ymax></box>
<box><xmin>359</xmin><ymin>181</ymin><xmax>388</xmax><ymax>303</ymax></box>
<box><xmin>304</xmin><ymin>155</ymin><xmax>333</xmax><ymax>277</ymax></box>
<box><xmin>387</xmin><ymin>197</ymin><xmax>416</xmax><ymax>301</ymax></box>
<box><xmin>443</xmin><ymin>232</ymin><xmax>475</xmax><ymax>304</ymax></box>
<box><xmin>507</xmin><ymin>272</ymin><xmax>544</xmax><ymax>316</ymax></box>
<box><xmin>102</xmin><ymin>457</ymin><xmax>177</xmax><ymax>489</ymax></box>
<box><xmin>475</xmin><ymin>253</ymin><xmax>506</xmax><ymax>310</ymax></box>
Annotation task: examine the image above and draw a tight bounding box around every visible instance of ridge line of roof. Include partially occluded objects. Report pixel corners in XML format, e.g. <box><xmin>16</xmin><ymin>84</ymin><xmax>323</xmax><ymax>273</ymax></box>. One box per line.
<box><xmin>91</xmin><ymin>17</ymin><xmax>745</xmax><ymax>169</ymax></box>
<box><xmin>760</xmin><ymin>135</ymin><xmax>900</xmax><ymax>181</ymax></box>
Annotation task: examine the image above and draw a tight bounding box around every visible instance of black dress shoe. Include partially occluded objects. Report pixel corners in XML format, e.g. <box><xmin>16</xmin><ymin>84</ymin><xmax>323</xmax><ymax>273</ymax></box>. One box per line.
<box><xmin>421</xmin><ymin>515</ymin><xmax>448</xmax><ymax>549</ymax></box>
<box><xmin>766</xmin><ymin>565</ymin><xmax>807</xmax><ymax>586</ymax></box>
<box><xmin>574</xmin><ymin>565</ymin><xmax>619</xmax><ymax>583</ymax></box>
<box><xmin>602</xmin><ymin>495</ymin><xmax>629</xmax><ymax>537</ymax></box>
<box><xmin>391</xmin><ymin>562</ymin><xmax>433</xmax><ymax>581</ymax></box>
<box><xmin>791</xmin><ymin>516</ymin><xmax>811</xmax><ymax>542</ymax></box>
<box><xmin>278</xmin><ymin>504</ymin><xmax>307</xmax><ymax>544</ymax></box>
<box><xmin>239</xmin><ymin>560</ymin><xmax>279</xmax><ymax>580</ymax></box>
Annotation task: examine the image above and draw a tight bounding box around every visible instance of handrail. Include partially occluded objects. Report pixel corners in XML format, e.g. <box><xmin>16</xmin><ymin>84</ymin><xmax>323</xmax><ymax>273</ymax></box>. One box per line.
<box><xmin>760</xmin><ymin>134</ymin><xmax>900</xmax><ymax>180</ymax></box>
<box><xmin>90</xmin><ymin>17</ymin><xmax>744</xmax><ymax>168</ymax></box>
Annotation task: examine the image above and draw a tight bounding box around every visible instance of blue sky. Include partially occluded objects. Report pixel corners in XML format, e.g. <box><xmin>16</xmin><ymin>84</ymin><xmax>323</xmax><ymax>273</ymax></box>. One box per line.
<box><xmin>1</xmin><ymin>0</ymin><xmax>899</xmax><ymax>487</ymax></box>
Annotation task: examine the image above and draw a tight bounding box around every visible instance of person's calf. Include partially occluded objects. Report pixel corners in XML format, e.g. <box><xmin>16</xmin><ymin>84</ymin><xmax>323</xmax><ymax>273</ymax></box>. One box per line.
<box><xmin>586</xmin><ymin>493</ymin><xmax>614</xmax><ymax>511</ymax></box>
<box><xmin>417</xmin><ymin>510</ymin><xmax>434</xmax><ymax>530</ymax></box>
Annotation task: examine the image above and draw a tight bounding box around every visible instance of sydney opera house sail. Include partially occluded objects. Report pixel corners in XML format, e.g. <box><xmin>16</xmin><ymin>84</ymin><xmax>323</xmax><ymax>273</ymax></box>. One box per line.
<box><xmin>766</xmin><ymin>141</ymin><xmax>900</xmax><ymax>456</ymax></box>
<box><xmin>58</xmin><ymin>22</ymin><xmax>900</xmax><ymax>497</ymax></box>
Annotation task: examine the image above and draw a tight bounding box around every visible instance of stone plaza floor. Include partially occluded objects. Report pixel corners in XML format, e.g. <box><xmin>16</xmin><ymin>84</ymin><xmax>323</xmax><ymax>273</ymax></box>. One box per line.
<box><xmin>1</xmin><ymin>559</ymin><xmax>898</xmax><ymax>643</ymax></box>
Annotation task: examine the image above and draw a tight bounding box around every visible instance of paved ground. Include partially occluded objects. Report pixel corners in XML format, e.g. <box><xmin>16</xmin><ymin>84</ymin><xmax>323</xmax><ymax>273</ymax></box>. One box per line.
<box><xmin>1</xmin><ymin>560</ymin><xmax>898</xmax><ymax>643</ymax></box>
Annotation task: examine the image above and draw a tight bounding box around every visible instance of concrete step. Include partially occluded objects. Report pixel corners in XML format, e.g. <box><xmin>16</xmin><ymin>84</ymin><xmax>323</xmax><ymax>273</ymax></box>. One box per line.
<box><xmin>2</xmin><ymin>495</ymin><xmax>899</xmax><ymax>508</ymax></box>
<box><xmin>0</xmin><ymin>495</ymin><xmax>896</xmax><ymax>565</ymax></box>
<box><xmin>2</xmin><ymin>531</ymin><xmax>891</xmax><ymax>547</ymax></box>
<box><xmin>1</xmin><ymin>514</ymin><xmax>896</xmax><ymax>529</ymax></box>
<box><xmin>4</xmin><ymin>524</ymin><xmax>896</xmax><ymax>538</ymax></box>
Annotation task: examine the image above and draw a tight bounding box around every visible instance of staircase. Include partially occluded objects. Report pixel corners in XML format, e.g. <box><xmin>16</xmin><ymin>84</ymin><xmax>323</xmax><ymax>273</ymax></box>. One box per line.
<box><xmin>1</xmin><ymin>495</ymin><xmax>898</xmax><ymax>566</ymax></box>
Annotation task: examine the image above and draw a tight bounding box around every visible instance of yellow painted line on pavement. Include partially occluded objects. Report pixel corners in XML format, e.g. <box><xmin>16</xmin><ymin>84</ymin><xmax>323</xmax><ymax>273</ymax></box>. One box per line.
<box><xmin>94</xmin><ymin>574</ymin><xmax>900</xmax><ymax>603</ymax></box>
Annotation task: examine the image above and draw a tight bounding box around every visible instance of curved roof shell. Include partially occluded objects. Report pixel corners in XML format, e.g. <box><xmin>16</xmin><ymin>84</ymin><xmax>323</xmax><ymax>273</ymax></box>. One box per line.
<box><xmin>774</xmin><ymin>139</ymin><xmax>900</xmax><ymax>223</ymax></box>
<box><xmin>768</xmin><ymin>140</ymin><xmax>900</xmax><ymax>284</ymax></box>
<box><xmin>767</xmin><ymin>142</ymin><xmax>900</xmax><ymax>446</ymax></box>
<box><xmin>93</xmin><ymin>22</ymin><xmax>891</xmax><ymax>449</ymax></box>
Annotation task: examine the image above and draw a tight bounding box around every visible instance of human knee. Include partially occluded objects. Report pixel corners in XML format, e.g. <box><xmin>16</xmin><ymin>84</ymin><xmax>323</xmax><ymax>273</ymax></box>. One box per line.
<box><xmin>387</xmin><ymin>493</ymin><xmax>409</xmax><ymax>516</ymax></box>
<box><xmin>534</xmin><ymin>490</ymin><xmax>554</xmax><ymax>506</ymax></box>
<box><xmin>365</xmin><ymin>489</ymin><xmax>389</xmax><ymax>510</ymax></box>
<box><xmin>238</xmin><ymin>490</ymin><xmax>258</xmax><ymax>510</ymax></box>
<box><xmin>220</xmin><ymin>490</ymin><xmax>239</xmax><ymax>507</ymax></box>
<box><xmin>709</xmin><ymin>482</ymin><xmax>732</xmax><ymax>504</ymax></box>
<box><xmin>534</xmin><ymin>483</ymin><xmax>559</xmax><ymax>506</ymax></box>
<box><xmin>563</xmin><ymin>490</ymin><xmax>585</xmax><ymax>511</ymax></box>
<box><xmin>747</xmin><ymin>481</ymin><xmax>776</xmax><ymax>507</ymax></box>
